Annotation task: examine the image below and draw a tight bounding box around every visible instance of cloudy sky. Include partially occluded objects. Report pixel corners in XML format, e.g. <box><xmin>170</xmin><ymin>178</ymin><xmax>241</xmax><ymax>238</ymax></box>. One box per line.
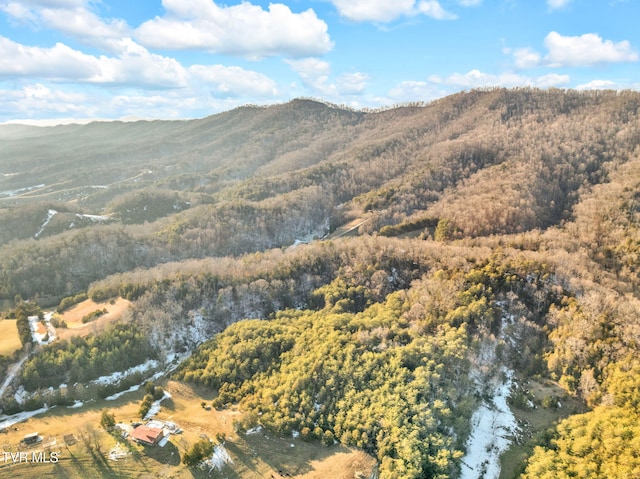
<box><xmin>0</xmin><ymin>0</ymin><xmax>638</xmax><ymax>123</ymax></box>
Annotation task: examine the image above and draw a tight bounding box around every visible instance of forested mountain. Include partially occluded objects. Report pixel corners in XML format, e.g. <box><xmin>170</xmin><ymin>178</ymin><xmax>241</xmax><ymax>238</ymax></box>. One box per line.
<box><xmin>2</xmin><ymin>88</ymin><xmax>640</xmax><ymax>478</ymax></box>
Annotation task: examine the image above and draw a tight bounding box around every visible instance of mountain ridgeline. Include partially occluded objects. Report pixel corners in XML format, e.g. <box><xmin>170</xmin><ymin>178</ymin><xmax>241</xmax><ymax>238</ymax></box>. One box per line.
<box><xmin>1</xmin><ymin>88</ymin><xmax>639</xmax><ymax>302</ymax></box>
<box><xmin>2</xmin><ymin>88</ymin><xmax>640</xmax><ymax>478</ymax></box>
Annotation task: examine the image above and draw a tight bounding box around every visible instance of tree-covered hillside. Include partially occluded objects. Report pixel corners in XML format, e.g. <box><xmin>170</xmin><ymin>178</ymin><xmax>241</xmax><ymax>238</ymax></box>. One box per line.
<box><xmin>2</xmin><ymin>88</ymin><xmax>640</xmax><ymax>478</ymax></box>
<box><xmin>2</xmin><ymin>88</ymin><xmax>640</xmax><ymax>304</ymax></box>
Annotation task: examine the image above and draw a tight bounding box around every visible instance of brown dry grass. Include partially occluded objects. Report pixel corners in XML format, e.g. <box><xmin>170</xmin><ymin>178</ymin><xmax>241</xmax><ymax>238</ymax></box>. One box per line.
<box><xmin>55</xmin><ymin>298</ymin><xmax>131</xmax><ymax>340</ymax></box>
<box><xmin>0</xmin><ymin>380</ymin><xmax>377</xmax><ymax>479</ymax></box>
<box><xmin>0</xmin><ymin>319</ymin><xmax>22</xmax><ymax>356</ymax></box>
<box><xmin>499</xmin><ymin>377</ymin><xmax>586</xmax><ymax>479</ymax></box>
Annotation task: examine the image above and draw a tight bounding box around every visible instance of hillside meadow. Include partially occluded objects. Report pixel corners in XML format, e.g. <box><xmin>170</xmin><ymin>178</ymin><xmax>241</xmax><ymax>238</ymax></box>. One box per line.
<box><xmin>0</xmin><ymin>380</ymin><xmax>376</xmax><ymax>479</ymax></box>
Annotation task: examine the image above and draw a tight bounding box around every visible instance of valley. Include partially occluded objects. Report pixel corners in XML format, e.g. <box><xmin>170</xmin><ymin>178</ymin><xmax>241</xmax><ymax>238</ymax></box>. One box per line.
<box><xmin>1</xmin><ymin>88</ymin><xmax>640</xmax><ymax>478</ymax></box>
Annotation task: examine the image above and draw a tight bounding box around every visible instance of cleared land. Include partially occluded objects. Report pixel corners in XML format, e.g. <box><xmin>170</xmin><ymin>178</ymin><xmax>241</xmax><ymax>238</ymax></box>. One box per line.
<box><xmin>499</xmin><ymin>377</ymin><xmax>586</xmax><ymax>479</ymax></box>
<box><xmin>0</xmin><ymin>320</ymin><xmax>21</xmax><ymax>356</ymax></box>
<box><xmin>0</xmin><ymin>380</ymin><xmax>376</xmax><ymax>479</ymax></box>
<box><xmin>55</xmin><ymin>298</ymin><xmax>131</xmax><ymax>340</ymax></box>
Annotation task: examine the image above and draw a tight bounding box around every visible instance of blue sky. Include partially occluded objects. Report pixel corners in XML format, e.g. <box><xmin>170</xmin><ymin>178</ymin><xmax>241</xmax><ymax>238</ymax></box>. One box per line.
<box><xmin>0</xmin><ymin>0</ymin><xmax>638</xmax><ymax>123</ymax></box>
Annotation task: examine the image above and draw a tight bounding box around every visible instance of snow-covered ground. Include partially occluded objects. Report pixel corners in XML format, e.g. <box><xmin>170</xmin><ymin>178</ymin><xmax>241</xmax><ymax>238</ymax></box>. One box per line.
<box><xmin>0</xmin><ymin>308</ymin><xmax>214</xmax><ymax>431</ymax></box>
<box><xmin>92</xmin><ymin>359</ymin><xmax>159</xmax><ymax>387</ymax></box>
<box><xmin>76</xmin><ymin>213</ymin><xmax>110</xmax><ymax>221</ymax></box>
<box><xmin>0</xmin><ymin>353</ymin><xmax>28</xmax><ymax>398</ymax></box>
<box><xmin>143</xmin><ymin>390</ymin><xmax>171</xmax><ymax>420</ymax></box>
<box><xmin>105</xmin><ymin>384</ymin><xmax>141</xmax><ymax>401</ymax></box>
<box><xmin>202</xmin><ymin>445</ymin><xmax>233</xmax><ymax>472</ymax></box>
<box><xmin>460</xmin><ymin>304</ymin><xmax>521</xmax><ymax>479</ymax></box>
<box><xmin>0</xmin><ymin>183</ymin><xmax>45</xmax><ymax>198</ymax></box>
<box><xmin>0</xmin><ymin>407</ymin><xmax>48</xmax><ymax>430</ymax></box>
<box><xmin>459</xmin><ymin>369</ymin><xmax>519</xmax><ymax>479</ymax></box>
<box><xmin>35</xmin><ymin>209</ymin><xmax>57</xmax><ymax>238</ymax></box>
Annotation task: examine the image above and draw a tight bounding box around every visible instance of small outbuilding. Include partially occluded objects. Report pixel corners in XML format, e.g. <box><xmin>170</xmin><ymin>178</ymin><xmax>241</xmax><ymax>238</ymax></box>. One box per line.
<box><xmin>130</xmin><ymin>425</ymin><xmax>164</xmax><ymax>446</ymax></box>
<box><xmin>22</xmin><ymin>432</ymin><xmax>41</xmax><ymax>445</ymax></box>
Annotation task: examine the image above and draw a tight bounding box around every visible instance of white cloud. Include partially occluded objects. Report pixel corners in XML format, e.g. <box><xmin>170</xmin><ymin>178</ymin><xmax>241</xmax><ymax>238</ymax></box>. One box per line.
<box><xmin>547</xmin><ymin>0</ymin><xmax>571</xmax><ymax>10</ymax></box>
<box><xmin>108</xmin><ymin>91</ymin><xmax>261</xmax><ymax>120</ymax></box>
<box><xmin>285</xmin><ymin>58</ymin><xmax>370</xmax><ymax>98</ymax></box>
<box><xmin>336</xmin><ymin>72</ymin><xmax>369</xmax><ymax>95</ymax></box>
<box><xmin>0</xmin><ymin>1</ymin><xmax>130</xmax><ymax>51</ymax></box>
<box><xmin>5</xmin><ymin>0</ymin><xmax>84</xmax><ymax>6</ymax></box>
<box><xmin>96</xmin><ymin>39</ymin><xmax>190</xmax><ymax>88</ymax></box>
<box><xmin>0</xmin><ymin>83</ymin><xmax>92</xmax><ymax>119</ymax></box>
<box><xmin>39</xmin><ymin>7</ymin><xmax>130</xmax><ymax>51</ymax></box>
<box><xmin>534</xmin><ymin>73</ymin><xmax>571</xmax><ymax>88</ymax></box>
<box><xmin>458</xmin><ymin>0</ymin><xmax>482</xmax><ymax>5</ymax></box>
<box><xmin>0</xmin><ymin>3</ymin><xmax>36</xmax><ymax>22</ymax></box>
<box><xmin>388</xmin><ymin>80</ymin><xmax>444</xmax><ymax>101</ymax></box>
<box><xmin>285</xmin><ymin>58</ymin><xmax>332</xmax><ymax>93</ymax></box>
<box><xmin>576</xmin><ymin>79</ymin><xmax>618</xmax><ymax>90</ymax></box>
<box><xmin>418</xmin><ymin>1</ymin><xmax>457</xmax><ymax>19</ymax></box>
<box><xmin>0</xmin><ymin>36</ymin><xmax>189</xmax><ymax>88</ymax></box>
<box><xmin>544</xmin><ymin>31</ymin><xmax>638</xmax><ymax>67</ymax></box>
<box><xmin>513</xmin><ymin>47</ymin><xmax>541</xmax><ymax>69</ymax></box>
<box><xmin>387</xmin><ymin>70</ymin><xmax>571</xmax><ymax>104</ymax></box>
<box><xmin>329</xmin><ymin>0</ymin><xmax>456</xmax><ymax>22</ymax></box>
<box><xmin>135</xmin><ymin>1</ymin><xmax>332</xmax><ymax>59</ymax></box>
<box><xmin>189</xmin><ymin>64</ymin><xmax>279</xmax><ymax>97</ymax></box>
<box><xmin>428</xmin><ymin>69</ymin><xmax>570</xmax><ymax>88</ymax></box>
<box><xmin>0</xmin><ymin>36</ymin><xmax>100</xmax><ymax>79</ymax></box>
<box><xmin>510</xmin><ymin>32</ymin><xmax>638</xmax><ymax>69</ymax></box>
<box><xmin>329</xmin><ymin>0</ymin><xmax>415</xmax><ymax>22</ymax></box>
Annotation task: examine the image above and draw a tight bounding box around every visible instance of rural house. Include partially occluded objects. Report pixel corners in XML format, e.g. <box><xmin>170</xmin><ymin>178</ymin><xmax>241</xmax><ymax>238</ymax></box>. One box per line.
<box><xmin>130</xmin><ymin>425</ymin><xmax>164</xmax><ymax>446</ymax></box>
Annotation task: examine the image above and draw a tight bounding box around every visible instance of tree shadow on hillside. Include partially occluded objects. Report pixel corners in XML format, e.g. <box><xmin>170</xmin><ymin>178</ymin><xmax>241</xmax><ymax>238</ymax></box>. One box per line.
<box><xmin>160</xmin><ymin>396</ymin><xmax>175</xmax><ymax>411</ymax></box>
<box><xmin>226</xmin><ymin>434</ymin><xmax>352</xmax><ymax>478</ymax></box>
<box><xmin>66</xmin><ymin>446</ymin><xmax>123</xmax><ymax>479</ymax></box>
<box><xmin>141</xmin><ymin>441</ymin><xmax>180</xmax><ymax>466</ymax></box>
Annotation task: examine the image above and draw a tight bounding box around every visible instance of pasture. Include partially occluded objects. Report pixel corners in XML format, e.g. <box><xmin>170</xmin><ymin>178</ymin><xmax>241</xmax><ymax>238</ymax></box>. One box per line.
<box><xmin>0</xmin><ymin>320</ymin><xmax>21</xmax><ymax>356</ymax></box>
<box><xmin>0</xmin><ymin>380</ymin><xmax>376</xmax><ymax>479</ymax></box>
<box><xmin>55</xmin><ymin>298</ymin><xmax>131</xmax><ymax>340</ymax></box>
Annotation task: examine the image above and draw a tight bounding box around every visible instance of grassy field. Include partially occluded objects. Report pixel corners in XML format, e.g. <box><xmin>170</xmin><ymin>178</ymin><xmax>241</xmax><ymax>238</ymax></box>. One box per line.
<box><xmin>499</xmin><ymin>377</ymin><xmax>586</xmax><ymax>479</ymax></box>
<box><xmin>55</xmin><ymin>298</ymin><xmax>131</xmax><ymax>340</ymax></box>
<box><xmin>0</xmin><ymin>319</ymin><xmax>21</xmax><ymax>356</ymax></box>
<box><xmin>0</xmin><ymin>380</ymin><xmax>376</xmax><ymax>479</ymax></box>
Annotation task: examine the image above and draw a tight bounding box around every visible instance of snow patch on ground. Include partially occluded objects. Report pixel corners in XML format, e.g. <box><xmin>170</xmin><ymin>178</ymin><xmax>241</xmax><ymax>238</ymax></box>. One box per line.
<box><xmin>291</xmin><ymin>219</ymin><xmax>331</xmax><ymax>246</ymax></box>
<box><xmin>460</xmin><ymin>368</ymin><xmax>519</xmax><ymax>479</ymax></box>
<box><xmin>76</xmin><ymin>213</ymin><xmax>110</xmax><ymax>221</ymax></box>
<box><xmin>67</xmin><ymin>400</ymin><xmax>84</xmax><ymax>409</ymax></box>
<box><xmin>105</xmin><ymin>384</ymin><xmax>140</xmax><ymax>401</ymax></box>
<box><xmin>143</xmin><ymin>390</ymin><xmax>171</xmax><ymax>421</ymax></box>
<box><xmin>460</xmin><ymin>304</ymin><xmax>521</xmax><ymax>479</ymax></box>
<box><xmin>0</xmin><ymin>354</ymin><xmax>28</xmax><ymax>399</ymax></box>
<box><xmin>0</xmin><ymin>407</ymin><xmax>48</xmax><ymax>430</ymax></box>
<box><xmin>202</xmin><ymin>445</ymin><xmax>233</xmax><ymax>472</ymax></box>
<box><xmin>35</xmin><ymin>209</ymin><xmax>57</xmax><ymax>238</ymax></box>
<box><xmin>14</xmin><ymin>386</ymin><xmax>28</xmax><ymax>405</ymax></box>
<box><xmin>0</xmin><ymin>183</ymin><xmax>45</xmax><ymax>198</ymax></box>
<box><xmin>92</xmin><ymin>359</ymin><xmax>159</xmax><ymax>387</ymax></box>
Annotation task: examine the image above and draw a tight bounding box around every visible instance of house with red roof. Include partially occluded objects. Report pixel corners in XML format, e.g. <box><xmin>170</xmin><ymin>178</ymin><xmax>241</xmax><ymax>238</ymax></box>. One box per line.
<box><xmin>130</xmin><ymin>424</ymin><xmax>164</xmax><ymax>446</ymax></box>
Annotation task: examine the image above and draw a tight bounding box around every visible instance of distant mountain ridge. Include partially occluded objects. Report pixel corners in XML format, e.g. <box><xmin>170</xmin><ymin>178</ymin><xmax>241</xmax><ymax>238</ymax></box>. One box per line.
<box><xmin>1</xmin><ymin>87</ymin><xmax>640</xmax><ymax>302</ymax></box>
